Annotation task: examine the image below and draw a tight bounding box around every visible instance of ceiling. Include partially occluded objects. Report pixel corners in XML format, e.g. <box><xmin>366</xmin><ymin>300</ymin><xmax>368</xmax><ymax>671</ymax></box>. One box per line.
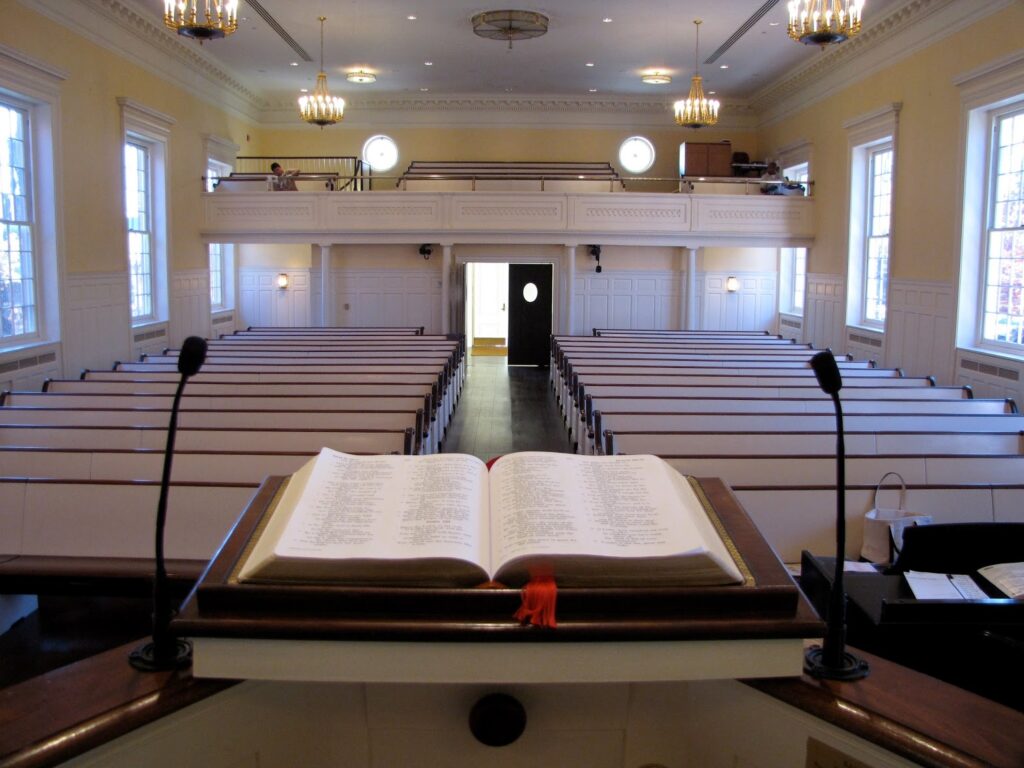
<box><xmin>133</xmin><ymin>0</ymin><xmax>904</xmax><ymax>108</ymax></box>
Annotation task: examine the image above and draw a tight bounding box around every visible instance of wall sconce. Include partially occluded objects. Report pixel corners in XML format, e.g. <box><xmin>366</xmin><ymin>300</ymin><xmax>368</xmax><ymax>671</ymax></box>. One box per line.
<box><xmin>276</xmin><ymin>273</ymin><xmax>289</xmax><ymax>289</ymax></box>
<box><xmin>726</xmin><ymin>276</ymin><xmax>739</xmax><ymax>293</ymax></box>
<box><xmin>419</xmin><ymin>244</ymin><xmax>432</xmax><ymax>260</ymax></box>
<box><xmin>589</xmin><ymin>244</ymin><xmax>602</xmax><ymax>273</ymax></box>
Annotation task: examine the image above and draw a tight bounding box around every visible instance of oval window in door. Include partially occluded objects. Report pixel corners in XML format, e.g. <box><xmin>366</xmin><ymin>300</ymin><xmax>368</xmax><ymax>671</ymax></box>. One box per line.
<box><xmin>522</xmin><ymin>283</ymin><xmax>539</xmax><ymax>303</ymax></box>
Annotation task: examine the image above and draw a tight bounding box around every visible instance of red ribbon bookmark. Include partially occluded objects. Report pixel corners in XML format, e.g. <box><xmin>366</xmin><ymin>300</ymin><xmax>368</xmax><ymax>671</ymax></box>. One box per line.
<box><xmin>514</xmin><ymin>567</ymin><xmax>557</xmax><ymax>628</ymax></box>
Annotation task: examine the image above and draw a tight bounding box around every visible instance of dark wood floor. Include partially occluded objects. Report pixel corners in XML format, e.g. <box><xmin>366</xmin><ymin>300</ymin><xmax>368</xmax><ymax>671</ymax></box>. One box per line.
<box><xmin>442</xmin><ymin>356</ymin><xmax>572</xmax><ymax>460</ymax></box>
<box><xmin>0</xmin><ymin>356</ymin><xmax>570</xmax><ymax>688</ymax></box>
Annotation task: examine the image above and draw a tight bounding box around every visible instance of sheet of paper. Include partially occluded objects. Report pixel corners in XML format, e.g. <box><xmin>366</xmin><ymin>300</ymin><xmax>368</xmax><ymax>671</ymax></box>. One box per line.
<box><xmin>978</xmin><ymin>561</ymin><xmax>1024</xmax><ymax>598</ymax></box>
<box><xmin>904</xmin><ymin>571</ymin><xmax>964</xmax><ymax>600</ymax></box>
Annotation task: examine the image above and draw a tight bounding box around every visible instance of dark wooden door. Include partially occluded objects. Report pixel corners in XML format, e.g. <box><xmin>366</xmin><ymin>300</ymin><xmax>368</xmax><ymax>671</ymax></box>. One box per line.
<box><xmin>507</xmin><ymin>263</ymin><xmax>552</xmax><ymax>366</ymax></box>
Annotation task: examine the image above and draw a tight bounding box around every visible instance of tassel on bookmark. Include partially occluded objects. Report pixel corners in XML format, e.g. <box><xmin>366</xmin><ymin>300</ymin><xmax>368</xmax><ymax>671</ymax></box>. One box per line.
<box><xmin>514</xmin><ymin>568</ymin><xmax>557</xmax><ymax>628</ymax></box>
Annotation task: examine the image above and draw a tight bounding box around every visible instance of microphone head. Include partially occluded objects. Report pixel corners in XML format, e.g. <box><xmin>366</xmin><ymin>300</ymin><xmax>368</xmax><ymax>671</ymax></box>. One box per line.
<box><xmin>810</xmin><ymin>350</ymin><xmax>843</xmax><ymax>395</ymax></box>
<box><xmin>178</xmin><ymin>336</ymin><xmax>207</xmax><ymax>378</ymax></box>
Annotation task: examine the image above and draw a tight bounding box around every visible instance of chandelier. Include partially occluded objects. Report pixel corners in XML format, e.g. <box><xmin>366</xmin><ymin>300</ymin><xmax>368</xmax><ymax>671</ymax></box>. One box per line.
<box><xmin>299</xmin><ymin>16</ymin><xmax>345</xmax><ymax>128</ymax></box>
<box><xmin>472</xmin><ymin>10</ymin><xmax>549</xmax><ymax>50</ymax></box>
<box><xmin>674</xmin><ymin>20</ymin><xmax>719</xmax><ymax>129</ymax></box>
<box><xmin>163</xmin><ymin>0</ymin><xmax>238</xmax><ymax>41</ymax></box>
<box><xmin>787</xmin><ymin>0</ymin><xmax>865</xmax><ymax>47</ymax></box>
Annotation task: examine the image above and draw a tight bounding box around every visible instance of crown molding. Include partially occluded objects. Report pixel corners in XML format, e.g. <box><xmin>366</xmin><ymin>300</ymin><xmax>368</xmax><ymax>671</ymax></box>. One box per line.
<box><xmin>258</xmin><ymin>95</ymin><xmax>760</xmax><ymax>132</ymax></box>
<box><xmin>17</xmin><ymin>0</ymin><xmax>264</xmax><ymax>122</ymax></box>
<box><xmin>752</xmin><ymin>0</ymin><xmax>1016</xmax><ymax>128</ymax></box>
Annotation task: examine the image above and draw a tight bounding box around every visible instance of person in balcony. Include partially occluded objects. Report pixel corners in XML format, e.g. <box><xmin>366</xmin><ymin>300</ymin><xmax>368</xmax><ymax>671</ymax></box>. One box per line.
<box><xmin>268</xmin><ymin>162</ymin><xmax>299</xmax><ymax>191</ymax></box>
<box><xmin>760</xmin><ymin>162</ymin><xmax>783</xmax><ymax>194</ymax></box>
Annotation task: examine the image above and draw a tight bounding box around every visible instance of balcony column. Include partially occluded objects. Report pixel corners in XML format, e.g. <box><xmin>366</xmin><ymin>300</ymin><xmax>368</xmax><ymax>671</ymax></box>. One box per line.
<box><xmin>686</xmin><ymin>247</ymin><xmax>699</xmax><ymax>330</ymax></box>
<box><xmin>564</xmin><ymin>244</ymin><xmax>577</xmax><ymax>335</ymax></box>
<box><xmin>319</xmin><ymin>243</ymin><xmax>333</xmax><ymax>327</ymax></box>
<box><xmin>441</xmin><ymin>244</ymin><xmax>453</xmax><ymax>334</ymax></box>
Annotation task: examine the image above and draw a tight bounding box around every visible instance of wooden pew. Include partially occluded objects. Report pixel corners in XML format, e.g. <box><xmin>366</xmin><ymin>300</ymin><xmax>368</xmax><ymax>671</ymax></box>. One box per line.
<box><xmin>0</xmin><ymin>447</ymin><xmax>317</xmax><ymax>483</ymax></box>
<box><xmin>0</xmin><ymin>424</ymin><xmax>416</xmax><ymax>454</ymax></box>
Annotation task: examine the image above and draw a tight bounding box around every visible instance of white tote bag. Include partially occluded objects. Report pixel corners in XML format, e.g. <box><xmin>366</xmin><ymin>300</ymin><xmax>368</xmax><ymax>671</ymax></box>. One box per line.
<box><xmin>860</xmin><ymin>472</ymin><xmax>933</xmax><ymax>564</ymax></box>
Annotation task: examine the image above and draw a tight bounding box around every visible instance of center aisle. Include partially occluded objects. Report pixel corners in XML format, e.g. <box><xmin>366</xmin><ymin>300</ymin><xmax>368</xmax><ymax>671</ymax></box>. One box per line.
<box><xmin>441</xmin><ymin>357</ymin><xmax>571</xmax><ymax>460</ymax></box>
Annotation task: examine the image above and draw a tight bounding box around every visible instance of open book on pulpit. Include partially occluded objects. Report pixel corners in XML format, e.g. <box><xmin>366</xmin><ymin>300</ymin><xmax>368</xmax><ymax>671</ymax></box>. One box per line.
<box><xmin>237</xmin><ymin>448</ymin><xmax>744</xmax><ymax>589</ymax></box>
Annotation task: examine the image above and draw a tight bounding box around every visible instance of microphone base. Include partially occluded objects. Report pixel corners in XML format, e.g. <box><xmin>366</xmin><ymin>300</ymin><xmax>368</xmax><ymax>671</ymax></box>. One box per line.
<box><xmin>803</xmin><ymin>645</ymin><xmax>870</xmax><ymax>681</ymax></box>
<box><xmin>129</xmin><ymin>638</ymin><xmax>193</xmax><ymax>672</ymax></box>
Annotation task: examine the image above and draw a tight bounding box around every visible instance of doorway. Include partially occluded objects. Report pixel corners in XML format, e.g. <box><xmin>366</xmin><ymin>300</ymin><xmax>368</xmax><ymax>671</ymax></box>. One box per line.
<box><xmin>465</xmin><ymin>261</ymin><xmax>552</xmax><ymax>366</ymax></box>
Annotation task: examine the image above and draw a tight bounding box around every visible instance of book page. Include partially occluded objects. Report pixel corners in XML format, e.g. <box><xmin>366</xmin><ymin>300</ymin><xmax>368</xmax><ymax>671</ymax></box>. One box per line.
<box><xmin>273</xmin><ymin>449</ymin><xmax>489</xmax><ymax>566</ymax></box>
<box><xmin>488</xmin><ymin>453</ymin><xmax>738</xmax><ymax>581</ymax></box>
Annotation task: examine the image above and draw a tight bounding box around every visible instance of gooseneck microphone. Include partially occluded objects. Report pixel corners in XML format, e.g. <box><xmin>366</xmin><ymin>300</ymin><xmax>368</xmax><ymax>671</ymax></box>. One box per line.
<box><xmin>803</xmin><ymin>350</ymin><xmax>869</xmax><ymax>680</ymax></box>
<box><xmin>130</xmin><ymin>336</ymin><xmax>207</xmax><ymax>671</ymax></box>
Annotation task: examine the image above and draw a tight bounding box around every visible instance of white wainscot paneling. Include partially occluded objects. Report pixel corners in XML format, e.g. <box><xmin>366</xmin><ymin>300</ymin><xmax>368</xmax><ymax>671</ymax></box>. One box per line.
<box><xmin>0</xmin><ymin>343</ymin><xmax>62</xmax><ymax>393</ymax></box>
<box><xmin>170</xmin><ymin>269</ymin><xmax>211</xmax><ymax>346</ymax></box>
<box><xmin>450</xmin><ymin>195</ymin><xmax>567</xmax><ymax>231</ymax></box>
<box><xmin>64</xmin><ymin>272</ymin><xmax>131</xmax><ymax>375</ymax></box>
<box><xmin>131</xmin><ymin>323</ymin><xmax>170</xmax><ymax>361</ymax></box>
<box><xmin>204</xmin><ymin>194</ymin><xmax>318</xmax><ymax>235</ymax></box>
<box><xmin>702</xmin><ymin>272</ymin><xmax>777</xmax><ymax>332</ymax></box>
<box><xmin>569</xmin><ymin>195</ymin><xmax>690</xmax><ymax>234</ymax></box>
<box><xmin>886</xmin><ymin>280</ymin><xmax>955</xmax><ymax>383</ymax></box>
<box><xmin>211</xmin><ymin>310</ymin><xmax>236</xmax><ymax>337</ymax></box>
<box><xmin>691</xmin><ymin>196</ymin><xmax>814</xmax><ymax>237</ymax></box>
<box><xmin>804</xmin><ymin>274</ymin><xmax>845</xmax><ymax>353</ymax></box>
<box><xmin>845</xmin><ymin>328</ymin><xmax>885</xmax><ymax>367</ymax></box>
<box><xmin>333</xmin><ymin>269</ymin><xmax>442</xmax><ymax>334</ymax></box>
<box><xmin>325</xmin><ymin>194</ymin><xmax>443</xmax><ymax>231</ymax></box>
<box><xmin>573</xmin><ymin>271</ymin><xmax>677</xmax><ymax>334</ymax></box>
<box><xmin>955</xmin><ymin>350</ymin><xmax>1024</xmax><ymax>404</ymax></box>
<box><xmin>777</xmin><ymin>313</ymin><xmax>803</xmax><ymax>342</ymax></box>
<box><xmin>239</xmin><ymin>269</ymin><xmax>311</xmax><ymax>329</ymax></box>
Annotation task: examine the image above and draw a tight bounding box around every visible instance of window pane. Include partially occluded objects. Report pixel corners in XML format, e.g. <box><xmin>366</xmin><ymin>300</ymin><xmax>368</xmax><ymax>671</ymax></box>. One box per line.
<box><xmin>209</xmin><ymin>242</ymin><xmax>223</xmax><ymax>308</ymax></box>
<box><xmin>0</xmin><ymin>101</ymin><xmax>36</xmax><ymax>341</ymax></box>
<box><xmin>982</xmin><ymin>110</ymin><xmax>1024</xmax><ymax>348</ymax></box>
<box><xmin>125</xmin><ymin>141</ymin><xmax>153</xmax><ymax>320</ymax></box>
<box><xmin>863</xmin><ymin>146</ymin><xmax>893</xmax><ymax>324</ymax></box>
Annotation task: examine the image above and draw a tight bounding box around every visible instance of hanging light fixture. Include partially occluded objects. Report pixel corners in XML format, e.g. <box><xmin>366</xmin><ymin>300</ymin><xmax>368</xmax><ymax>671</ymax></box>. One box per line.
<box><xmin>641</xmin><ymin>72</ymin><xmax>672</xmax><ymax>85</ymax></box>
<box><xmin>163</xmin><ymin>0</ymin><xmax>238</xmax><ymax>41</ymax></box>
<box><xmin>472</xmin><ymin>10</ymin><xmax>549</xmax><ymax>50</ymax></box>
<box><xmin>299</xmin><ymin>16</ymin><xmax>345</xmax><ymax>128</ymax></box>
<box><xmin>787</xmin><ymin>0</ymin><xmax>865</xmax><ymax>47</ymax></box>
<box><xmin>674</xmin><ymin>20</ymin><xmax>719</xmax><ymax>129</ymax></box>
<box><xmin>347</xmin><ymin>70</ymin><xmax>377</xmax><ymax>84</ymax></box>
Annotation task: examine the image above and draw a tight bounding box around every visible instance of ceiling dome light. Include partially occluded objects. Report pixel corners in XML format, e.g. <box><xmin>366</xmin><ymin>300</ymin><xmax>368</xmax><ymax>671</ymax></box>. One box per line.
<box><xmin>642</xmin><ymin>72</ymin><xmax>672</xmax><ymax>85</ymax></box>
<box><xmin>472</xmin><ymin>10</ymin><xmax>549</xmax><ymax>49</ymax></box>
<box><xmin>347</xmin><ymin>70</ymin><xmax>377</xmax><ymax>84</ymax></box>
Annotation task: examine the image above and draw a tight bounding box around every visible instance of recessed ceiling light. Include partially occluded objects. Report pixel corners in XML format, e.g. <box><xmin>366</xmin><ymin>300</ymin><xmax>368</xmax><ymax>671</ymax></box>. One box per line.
<box><xmin>641</xmin><ymin>72</ymin><xmax>671</xmax><ymax>85</ymax></box>
<box><xmin>420</xmin><ymin>87</ymin><xmax>429</xmax><ymax>91</ymax></box>
<box><xmin>708</xmin><ymin>90</ymin><xmax>716</xmax><ymax>95</ymax></box>
<box><xmin>769</xmin><ymin>21</ymin><xmax>780</xmax><ymax>26</ymax></box>
<box><xmin>589</xmin><ymin>88</ymin><xmax>598</xmax><ymax>92</ymax></box>
<box><xmin>347</xmin><ymin>70</ymin><xmax>377</xmax><ymax>83</ymax></box>
<box><xmin>407</xmin><ymin>15</ymin><xmax>417</xmax><ymax>20</ymax></box>
<box><xmin>290</xmin><ymin>62</ymin><xmax>298</xmax><ymax>67</ymax></box>
<box><xmin>300</xmin><ymin>88</ymin><xmax>308</xmax><ymax>93</ymax></box>
<box><xmin>603</xmin><ymin>18</ymin><xmax>613</xmax><ymax>23</ymax></box>
<box><xmin>424</xmin><ymin>61</ymin><xmax>433</xmax><ymax>66</ymax></box>
<box><xmin>720</xmin><ymin>64</ymin><xmax>729</xmax><ymax>69</ymax></box>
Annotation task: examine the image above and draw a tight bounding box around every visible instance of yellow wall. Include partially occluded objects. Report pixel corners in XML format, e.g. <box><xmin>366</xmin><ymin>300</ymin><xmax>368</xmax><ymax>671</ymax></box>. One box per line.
<box><xmin>237</xmin><ymin>243</ymin><xmax>313</xmax><ymax>269</ymax></box>
<box><xmin>702</xmin><ymin>247</ymin><xmax>776</xmax><ymax>272</ymax></box>
<box><xmin>758</xmin><ymin>4</ymin><xmax>1024</xmax><ymax>282</ymax></box>
<box><xmin>254</xmin><ymin>125</ymin><xmax>758</xmax><ymax>192</ymax></box>
<box><xmin>1</xmin><ymin>3</ymin><xmax>254</xmax><ymax>275</ymax></box>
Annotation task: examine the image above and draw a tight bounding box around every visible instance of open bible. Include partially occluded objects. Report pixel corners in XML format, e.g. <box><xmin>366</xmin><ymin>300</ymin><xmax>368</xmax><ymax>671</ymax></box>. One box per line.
<box><xmin>237</xmin><ymin>448</ymin><xmax>744</xmax><ymax>589</ymax></box>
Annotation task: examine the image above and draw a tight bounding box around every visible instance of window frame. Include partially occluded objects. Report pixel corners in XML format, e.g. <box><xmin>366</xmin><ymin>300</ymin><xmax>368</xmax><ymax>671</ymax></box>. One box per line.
<box><xmin>777</xmin><ymin>154</ymin><xmax>810</xmax><ymax>318</ymax></box>
<box><xmin>0</xmin><ymin>44</ymin><xmax>65</xmax><ymax>355</ymax></box>
<box><xmin>862</xmin><ymin>142</ymin><xmax>894</xmax><ymax>326</ymax></box>
<box><xmin>0</xmin><ymin>98</ymin><xmax>38</xmax><ymax>343</ymax></box>
<box><xmin>118</xmin><ymin>98</ymin><xmax>173</xmax><ymax>328</ymax></box>
<box><xmin>954</xmin><ymin>50</ymin><xmax>1024</xmax><ymax>360</ymax></box>
<box><xmin>845</xmin><ymin>102</ymin><xmax>901</xmax><ymax>331</ymax></box>
<box><xmin>977</xmin><ymin>103</ymin><xmax>1024</xmax><ymax>353</ymax></box>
